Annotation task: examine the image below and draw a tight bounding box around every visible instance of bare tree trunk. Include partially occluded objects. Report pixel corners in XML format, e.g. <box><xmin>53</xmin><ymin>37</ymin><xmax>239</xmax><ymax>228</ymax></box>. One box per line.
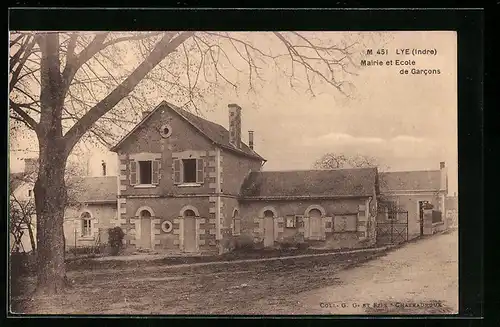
<box><xmin>31</xmin><ymin>33</ymin><xmax>71</xmax><ymax>295</ymax></box>
<box><xmin>34</xmin><ymin>142</ymin><xmax>68</xmax><ymax>295</ymax></box>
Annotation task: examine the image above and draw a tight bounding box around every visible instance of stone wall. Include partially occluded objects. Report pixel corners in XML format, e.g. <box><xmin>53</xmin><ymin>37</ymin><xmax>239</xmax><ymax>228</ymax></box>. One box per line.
<box><xmin>239</xmin><ymin>198</ymin><xmax>377</xmax><ymax>249</ymax></box>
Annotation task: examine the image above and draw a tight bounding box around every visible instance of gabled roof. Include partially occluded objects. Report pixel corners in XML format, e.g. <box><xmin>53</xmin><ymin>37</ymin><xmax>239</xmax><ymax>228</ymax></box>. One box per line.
<box><xmin>379</xmin><ymin>170</ymin><xmax>441</xmax><ymax>193</ymax></box>
<box><xmin>110</xmin><ymin>101</ymin><xmax>265</xmax><ymax>161</ymax></box>
<box><xmin>70</xmin><ymin>176</ymin><xmax>117</xmax><ymax>204</ymax></box>
<box><xmin>240</xmin><ymin>167</ymin><xmax>377</xmax><ymax>199</ymax></box>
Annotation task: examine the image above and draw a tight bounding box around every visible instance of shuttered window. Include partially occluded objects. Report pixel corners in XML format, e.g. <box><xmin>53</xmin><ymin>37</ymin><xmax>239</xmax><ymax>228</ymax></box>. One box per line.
<box><xmin>174</xmin><ymin>158</ymin><xmax>204</xmax><ymax>184</ymax></box>
<box><xmin>182</xmin><ymin>159</ymin><xmax>197</xmax><ymax>183</ymax></box>
<box><xmin>130</xmin><ymin>160</ymin><xmax>137</xmax><ymax>185</ymax></box>
<box><xmin>138</xmin><ymin>161</ymin><xmax>152</xmax><ymax>184</ymax></box>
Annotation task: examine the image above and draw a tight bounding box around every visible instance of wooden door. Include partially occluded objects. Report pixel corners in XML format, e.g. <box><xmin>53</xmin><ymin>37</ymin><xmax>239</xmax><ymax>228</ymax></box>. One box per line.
<box><xmin>183</xmin><ymin>216</ymin><xmax>197</xmax><ymax>252</ymax></box>
<box><xmin>309</xmin><ymin>209</ymin><xmax>323</xmax><ymax>240</ymax></box>
<box><xmin>263</xmin><ymin>217</ymin><xmax>274</xmax><ymax>247</ymax></box>
<box><xmin>140</xmin><ymin>217</ymin><xmax>152</xmax><ymax>249</ymax></box>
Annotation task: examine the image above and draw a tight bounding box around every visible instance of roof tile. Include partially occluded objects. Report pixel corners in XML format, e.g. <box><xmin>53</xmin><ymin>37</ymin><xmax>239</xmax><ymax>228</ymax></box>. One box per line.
<box><xmin>240</xmin><ymin>168</ymin><xmax>377</xmax><ymax>199</ymax></box>
<box><xmin>379</xmin><ymin>171</ymin><xmax>441</xmax><ymax>192</ymax></box>
<box><xmin>70</xmin><ymin>176</ymin><xmax>117</xmax><ymax>203</ymax></box>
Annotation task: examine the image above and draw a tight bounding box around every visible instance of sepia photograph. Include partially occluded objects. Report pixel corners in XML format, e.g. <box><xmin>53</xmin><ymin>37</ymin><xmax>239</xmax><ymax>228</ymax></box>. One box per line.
<box><xmin>8</xmin><ymin>22</ymin><xmax>462</xmax><ymax>316</ymax></box>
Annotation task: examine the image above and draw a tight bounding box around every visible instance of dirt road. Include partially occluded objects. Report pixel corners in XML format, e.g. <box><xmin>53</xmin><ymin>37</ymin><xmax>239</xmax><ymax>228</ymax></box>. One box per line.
<box><xmin>250</xmin><ymin>229</ymin><xmax>458</xmax><ymax>315</ymax></box>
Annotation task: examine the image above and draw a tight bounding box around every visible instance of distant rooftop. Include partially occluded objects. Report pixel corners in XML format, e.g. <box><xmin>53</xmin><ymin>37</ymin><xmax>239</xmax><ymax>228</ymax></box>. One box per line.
<box><xmin>379</xmin><ymin>170</ymin><xmax>441</xmax><ymax>192</ymax></box>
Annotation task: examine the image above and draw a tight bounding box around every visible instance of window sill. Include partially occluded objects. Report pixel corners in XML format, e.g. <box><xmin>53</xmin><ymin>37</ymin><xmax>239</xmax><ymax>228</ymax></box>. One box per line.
<box><xmin>177</xmin><ymin>183</ymin><xmax>202</xmax><ymax>187</ymax></box>
<box><xmin>134</xmin><ymin>184</ymin><xmax>158</xmax><ymax>189</ymax></box>
<box><xmin>432</xmin><ymin>221</ymin><xmax>444</xmax><ymax>226</ymax></box>
<box><xmin>78</xmin><ymin>236</ymin><xmax>95</xmax><ymax>241</ymax></box>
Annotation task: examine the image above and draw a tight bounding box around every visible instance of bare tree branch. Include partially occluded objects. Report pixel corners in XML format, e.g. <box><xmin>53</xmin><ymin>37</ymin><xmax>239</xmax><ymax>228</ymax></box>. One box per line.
<box><xmin>61</xmin><ymin>32</ymin><xmax>109</xmax><ymax>93</ymax></box>
<box><xmin>63</xmin><ymin>31</ymin><xmax>194</xmax><ymax>153</ymax></box>
<box><xmin>65</xmin><ymin>32</ymin><xmax>79</xmax><ymax>64</ymax></box>
<box><xmin>10</xmin><ymin>36</ymin><xmax>37</xmax><ymax>92</ymax></box>
<box><xmin>10</xmin><ymin>100</ymin><xmax>39</xmax><ymax>131</ymax></box>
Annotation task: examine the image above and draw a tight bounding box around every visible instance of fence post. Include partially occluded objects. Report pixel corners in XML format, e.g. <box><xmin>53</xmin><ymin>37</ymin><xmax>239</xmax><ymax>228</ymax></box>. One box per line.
<box><xmin>406</xmin><ymin>212</ymin><xmax>409</xmax><ymax>241</ymax></box>
<box><xmin>390</xmin><ymin>217</ymin><xmax>394</xmax><ymax>243</ymax></box>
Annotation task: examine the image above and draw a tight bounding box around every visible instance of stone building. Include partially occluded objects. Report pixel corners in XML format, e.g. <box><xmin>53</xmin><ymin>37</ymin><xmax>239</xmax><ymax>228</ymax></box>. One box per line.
<box><xmin>110</xmin><ymin>101</ymin><xmax>379</xmax><ymax>253</ymax></box>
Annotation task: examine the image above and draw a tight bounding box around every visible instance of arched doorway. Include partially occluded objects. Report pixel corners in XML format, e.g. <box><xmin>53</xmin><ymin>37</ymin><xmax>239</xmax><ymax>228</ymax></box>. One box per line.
<box><xmin>139</xmin><ymin>209</ymin><xmax>152</xmax><ymax>249</ymax></box>
<box><xmin>183</xmin><ymin>209</ymin><xmax>197</xmax><ymax>253</ymax></box>
<box><xmin>263</xmin><ymin>209</ymin><xmax>275</xmax><ymax>247</ymax></box>
<box><xmin>308</xmin><ymin>208</ymin><xmax>322</xmax><ymax>240</ymax></box>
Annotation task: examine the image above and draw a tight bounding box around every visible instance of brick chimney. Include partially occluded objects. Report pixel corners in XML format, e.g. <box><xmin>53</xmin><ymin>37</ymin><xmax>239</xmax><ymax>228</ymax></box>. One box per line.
<box><xmin>228</xmin><ymin>104</ymin><xmax>242</xmax><ymax>149</ymax></box>
<box><xmin>439</xmin><ymin>162</ymin><xmax>448</xmax><ymax>191</ymax></box>
<box><xmin>24</xmin><ymin>158</ymin><xmax>37</xmax><ymax>174</ymax></box>
<box><xmin>248</xmin><ymin>130</ymin><xmax>254</xmax><ymax>150</ymax></box>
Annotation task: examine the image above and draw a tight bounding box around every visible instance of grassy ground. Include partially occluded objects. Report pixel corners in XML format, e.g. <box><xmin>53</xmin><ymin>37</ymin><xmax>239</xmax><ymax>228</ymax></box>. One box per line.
<box><xmin>10</xmin><ymin>249</ymin><xmax>389</xmax><ymax>315</ymax></box>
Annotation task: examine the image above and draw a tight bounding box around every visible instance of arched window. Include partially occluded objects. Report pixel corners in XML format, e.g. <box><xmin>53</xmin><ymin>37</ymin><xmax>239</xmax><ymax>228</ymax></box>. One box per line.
<box><xmin>184</xmin><ymin>209</ymin><xmax>196</xmax><ymax>217</ymax></box>
<box><xmin>81</xmin><ymin>212</ymin><xmax>92</xmax><ymax>237</ymax></box>
<box><xmin>308</xmin><ymin>208</ymin><xmax>322</xmax><ymax>218</ymax></box>
<box><xmin>232</xmin><ymin>209</ymin><xmax>241</xmax><ymax>235</ymax></box>
<box><xmin>140</xmin><ymin>210</ymin><xmax>152</xmax><ymax>218</ymax></box>
<box><xmin>264</xmin><ymin>210</ymin><xmax>274</xmax><ymax>218</ymax></box>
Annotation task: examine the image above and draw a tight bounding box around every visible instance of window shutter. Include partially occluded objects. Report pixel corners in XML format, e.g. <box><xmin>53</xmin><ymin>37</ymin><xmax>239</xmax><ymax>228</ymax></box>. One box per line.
<box><xmin>152</xmin><ymin>160</ymin><xmax>160</xmax><ymax>185</ymax></box>
<box><xmin>173</xmin><ymin>159</ymin><xmax>181</xmax><ymax>184</ymax></box>
<box><xmin>196</xmin><ymin>158</ymin><xmax>204</xmax><ymax>184</ymax></box>
<box><xmin>130</xmin><ymin>160</ymin><xmax>137</xmax><ymax>185</ymax></box>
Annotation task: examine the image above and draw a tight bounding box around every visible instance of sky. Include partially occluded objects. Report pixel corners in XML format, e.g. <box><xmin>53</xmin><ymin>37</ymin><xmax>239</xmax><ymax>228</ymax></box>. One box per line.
<box><xmin>9</xmin><ymin>31</ymin><xmax>457</xmax><ymax>195</ymax></box>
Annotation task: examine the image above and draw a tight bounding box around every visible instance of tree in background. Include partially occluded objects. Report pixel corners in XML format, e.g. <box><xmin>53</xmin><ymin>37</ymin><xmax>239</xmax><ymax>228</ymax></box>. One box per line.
<box><xmin>9</xmin><ymin>31</ymin><xmax>388</xmax><ymax>295</ymax></box>
<box><xmin>313</xmin><ymin>153</ymin><xmax>387</xmax><ymax>170</ymax></box>
<box><xmin>313</xmin><ymin>152</ymin><xmax>394</xmax><ymax>207</ymax></box>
